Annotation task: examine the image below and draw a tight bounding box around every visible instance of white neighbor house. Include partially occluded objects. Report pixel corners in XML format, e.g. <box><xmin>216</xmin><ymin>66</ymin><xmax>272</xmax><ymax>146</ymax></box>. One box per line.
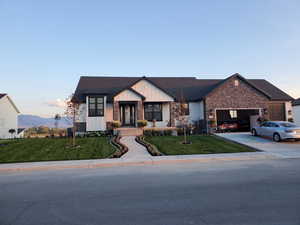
<box><xmin>293</xmin><ymin>98</ymin><xmax>300</xmax><ymax>126</ymax></box>
<box><xmin>0</xmin><ymin>93</ymin><xmax>24</xmax><ymax>139</ymax></box>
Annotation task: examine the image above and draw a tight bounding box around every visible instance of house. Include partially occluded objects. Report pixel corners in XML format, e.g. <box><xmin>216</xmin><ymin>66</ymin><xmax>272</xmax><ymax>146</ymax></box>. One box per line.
<box><xmin>293</xmin><ymin>98</ymin><xmax>300</xmax><ymax>126</ymax></box>
<box><xmin>0</xmin><ymin>93</ymin><xmax>23</xmax><ymax>139</ymax></box>
<box><xmin>73</xmin><ymin>73</ymin><xmax>294</xmax><ymax>133</ymax></box>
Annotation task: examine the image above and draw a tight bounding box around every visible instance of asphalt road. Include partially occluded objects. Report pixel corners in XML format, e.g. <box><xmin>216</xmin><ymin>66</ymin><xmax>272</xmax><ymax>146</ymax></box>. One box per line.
<box><xmin>1</xmin><ymin>159</ymin><xmax>300</xmax><ymax>225</ymax></box>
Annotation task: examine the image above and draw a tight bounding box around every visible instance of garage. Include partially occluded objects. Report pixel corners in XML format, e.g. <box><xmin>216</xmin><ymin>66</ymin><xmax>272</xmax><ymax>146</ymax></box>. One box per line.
<box><xmin>268</xmin><ymin>103</ymin><xmax>286</xmax><ymax>121</ymax></box>
<box><xmin>216</xmin><ymin>109</ymin><xmax>260</xmax><ymax>132</ymax></box>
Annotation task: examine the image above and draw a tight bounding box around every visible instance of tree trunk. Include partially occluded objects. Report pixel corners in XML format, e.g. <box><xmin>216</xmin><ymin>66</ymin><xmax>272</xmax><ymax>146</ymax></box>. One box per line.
<box><xmin>183</xmin><ymin>126</ymin><xmax>187</xmax><ymax>144</ymax></box>
<box><xmin>72</xmin><ymin>108</ymin><xmax>76</xmax><ymax>147</ymax></box>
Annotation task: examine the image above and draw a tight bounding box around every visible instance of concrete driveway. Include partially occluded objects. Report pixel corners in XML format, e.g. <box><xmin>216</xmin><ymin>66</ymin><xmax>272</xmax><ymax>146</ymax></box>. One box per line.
<box><xmin>216</xmin><ymin>132</ymin><xmax>300</xmax><ymax>159</ymax></box>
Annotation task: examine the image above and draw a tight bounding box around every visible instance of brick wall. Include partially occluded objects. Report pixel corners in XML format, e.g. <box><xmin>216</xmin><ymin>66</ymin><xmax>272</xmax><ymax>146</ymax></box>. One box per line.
<box><xmin>205</xmin><ymin>77</ymin><xmax>269</xmax><ymax>121</ymax></box>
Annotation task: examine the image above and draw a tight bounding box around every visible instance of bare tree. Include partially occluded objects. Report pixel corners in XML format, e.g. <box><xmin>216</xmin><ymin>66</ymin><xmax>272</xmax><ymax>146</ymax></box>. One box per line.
<box><xmin>54</xmin><ymin>114</ymin><xmax>61</xmax><ymax>130</ymax></box>
<box><xmin>8</xmin><ymin>129</ymin><xmax>16</xmax><ymax>139</ymax></box>
<box><xmin>65</xmin><ymin>94</ymin><xmax>80</xmax><ymax>147</ymax></box>
<box><xmin>177</xmin><ymin>91</ymin><xmax>190</xmax><ymax>144</ymax></box>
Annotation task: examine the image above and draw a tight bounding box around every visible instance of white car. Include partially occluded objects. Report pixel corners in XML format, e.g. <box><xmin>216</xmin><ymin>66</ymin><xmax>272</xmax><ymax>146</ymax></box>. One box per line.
<box><xmin>251</xmin><ymin>121</ymin><xmax>300</xmax><ymax>142</ymax></box>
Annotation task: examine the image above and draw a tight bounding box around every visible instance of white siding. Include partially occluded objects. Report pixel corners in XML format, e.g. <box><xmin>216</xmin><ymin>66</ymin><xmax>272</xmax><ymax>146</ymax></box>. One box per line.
<box><xmin>86</xmin><ymin>96</ymin><xmax>107</xmax><ymax>131</ymax></box>
<box><xmin>189</xmin><ymin>101</ymin><xmax>204</xmax><ymax>122</ymax></box>
<box><xmin>146</xmin><ymin>103</ymin><xmax>170</xmax><ymax>128</ymax></box>
<box><xmin>285</xmin><ymin>101</ymin><xmax>293</xmax><ymax>121</ymax></box>
<box><xmin>131</xmin><ymin>80</ymin><xmax>174</xmax><ymax>102</ymax></box>
<box><xmin>293</xmin><ymin>105</ymin><xmax>300</xmax><ymax>126</ymax></box>
<box><xmin>0</xmin><ymin>96</ymin><xmax>19</xmax><ymax>139</ymax></box>
<box><xmin>114</xmin><ymin>89</ymin><xmax>142</xmax><ymax>101</ymax></box>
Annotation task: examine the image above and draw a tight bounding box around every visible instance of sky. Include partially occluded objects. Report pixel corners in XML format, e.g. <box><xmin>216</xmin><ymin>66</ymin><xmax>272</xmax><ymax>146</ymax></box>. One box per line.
<box><xmin>1</xmin><ymin>0</ymin><xmax>300</xmax><ymax>117</ymax></box>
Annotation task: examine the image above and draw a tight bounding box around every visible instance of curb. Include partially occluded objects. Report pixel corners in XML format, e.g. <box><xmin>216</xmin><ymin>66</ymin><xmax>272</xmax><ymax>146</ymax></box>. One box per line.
<box><xmin>0</xmin><ymin>152</ymin><xmax>276</xmax><ymax>173</ymax></box>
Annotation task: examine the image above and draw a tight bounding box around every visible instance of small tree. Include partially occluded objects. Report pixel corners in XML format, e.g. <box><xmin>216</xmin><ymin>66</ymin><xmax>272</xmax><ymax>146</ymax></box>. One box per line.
<box><xmin>8</xmin><ymin>129</ymin><xmax>16</xmax><ymax>139</ymax></box>
<box><xmin>177</xmin><ymin>91</ymin><xmax>190</xmax><ymax>144</ymax></box>
<box><xmin>53</xmin><ymin>113</ymin><xmax>61</xmax><ymax>136</ymax></box>
<box><xmin>65</xmin><ymin>94</ymin><xmax>80</xmax><ymax>147</ymax></box>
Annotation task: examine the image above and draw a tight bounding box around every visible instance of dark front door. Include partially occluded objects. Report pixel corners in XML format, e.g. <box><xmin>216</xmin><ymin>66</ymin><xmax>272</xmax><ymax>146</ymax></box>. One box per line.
<box><xmin>120</xmin><ymin>104</ymin><xmax>136</xmax><ymax>126</ymax></box>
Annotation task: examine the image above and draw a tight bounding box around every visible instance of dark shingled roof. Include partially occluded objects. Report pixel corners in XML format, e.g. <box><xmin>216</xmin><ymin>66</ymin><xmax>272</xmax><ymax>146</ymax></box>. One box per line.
<box><xmin>73</xmin><ymin>74</ymin><xmax>294</xmax><ymax>102</ymax></box>
<box><xmin>0</xmin><ymin>93</ymin><xmax>7</xmax><ymax>99</ymax></box>
<box><xmin>293</xmin><ymin>98</ymin><xmax>300</xmax><ymax>106</ymax></box>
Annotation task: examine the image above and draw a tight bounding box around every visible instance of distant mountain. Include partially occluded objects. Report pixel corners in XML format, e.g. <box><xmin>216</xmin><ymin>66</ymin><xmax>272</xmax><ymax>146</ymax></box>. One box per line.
<box><xmin>18</xmin><ymin>114</ymin><xmax>72</xmax><ymax>128</ymax></box>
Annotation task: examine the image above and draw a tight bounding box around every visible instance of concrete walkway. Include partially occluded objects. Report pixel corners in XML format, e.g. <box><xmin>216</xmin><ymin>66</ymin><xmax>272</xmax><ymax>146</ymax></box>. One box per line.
<box><xmin>120</xmin><ymin>136</ymin><xmax>152</xmax><ymax>160</ymax></box>
<box><xmin>216</xmin><ymin>132</ymin><xmax>300</xmax><ymax>158</ymax></box>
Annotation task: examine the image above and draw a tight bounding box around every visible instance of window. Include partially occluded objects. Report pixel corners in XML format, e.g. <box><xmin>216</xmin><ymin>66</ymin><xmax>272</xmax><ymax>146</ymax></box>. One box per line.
<box><xmin>234</xmin><ymin>80</ymin><xmax>239</xmax><ymax>87</ymax></box>
<box><xmin>88</xmin><ymin>96</ymin><xmax>104</xmax><ymax>117</ymax></box>
<box><xmin>144</xmin><ymin>103</ymin><xmax>162</xmax><ymax>121</ymax></box>
<box><xmin>181</xmin><ymin>103</ymin><xmax>189</xmax><ymax>116</ymax></box>
<box><xmin>229</xmin><ymin>110</ymin><xmax>237</xmax><ymax>119</ymax></box>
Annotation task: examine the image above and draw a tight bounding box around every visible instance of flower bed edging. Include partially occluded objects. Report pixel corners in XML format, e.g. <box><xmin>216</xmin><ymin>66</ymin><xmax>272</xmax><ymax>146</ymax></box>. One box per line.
<box><xmin>135</xmin><ymin>136</ymin><xmax>163</xmax><ymax>156</ymax></box>
<box><xmin>110</xmin><ymin>136</ymin><xmax>129</xmax><ymax>158</ymax></box>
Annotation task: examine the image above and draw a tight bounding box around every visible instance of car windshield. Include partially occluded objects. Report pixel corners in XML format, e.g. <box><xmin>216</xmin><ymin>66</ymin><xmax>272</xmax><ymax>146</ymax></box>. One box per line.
<box><xmin>279</xmin><ymin>123</ymin><xmax>297</xmax><ymax>128</ymax></box>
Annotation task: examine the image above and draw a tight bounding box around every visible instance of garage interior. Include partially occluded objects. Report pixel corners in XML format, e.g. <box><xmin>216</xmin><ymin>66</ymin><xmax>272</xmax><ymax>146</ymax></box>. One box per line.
<box><xmin>216</xmin><ymin>109</ymin><xmax>260</xmax><ymax>132</ymax></box>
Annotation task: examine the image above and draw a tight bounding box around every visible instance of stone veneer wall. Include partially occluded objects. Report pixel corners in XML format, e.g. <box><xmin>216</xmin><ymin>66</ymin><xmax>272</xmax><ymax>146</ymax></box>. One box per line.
<box><xmin>205</xmin><ymin>77</ymin><xmax>269</xmax><ymax>122</ymax></box>
<box><xmin>170</xmin><ymin>102</ymin><xmax>181</xmax><ymax>126</ymax></box>
<box><xmin>137</xmin><ymin>101</ymin><xmax>143</xmax><ymax>120</ymax></box>
<box><xmin>113</xmin><ymin>101</ymin><xmax>120</xmax><ymax>121</ymax></box>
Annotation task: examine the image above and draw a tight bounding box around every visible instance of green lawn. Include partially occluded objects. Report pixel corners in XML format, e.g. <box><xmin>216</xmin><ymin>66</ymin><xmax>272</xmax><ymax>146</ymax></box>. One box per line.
<box><xmin>145</xmin><ymin>135</ymin><xmax>256</xmax><ymax>155</ymax></box>
<box><xmin>0</xmin><ymin>137</ymin><xmax>115</xmax><ymax>163</ymax></box>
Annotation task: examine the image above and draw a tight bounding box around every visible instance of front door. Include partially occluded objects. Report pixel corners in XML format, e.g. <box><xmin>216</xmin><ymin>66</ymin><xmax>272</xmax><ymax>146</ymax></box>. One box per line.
<box><xmin>120</xmin><ymin>104</ymin><xmax>136</xmax><ymax>126</ymax></box>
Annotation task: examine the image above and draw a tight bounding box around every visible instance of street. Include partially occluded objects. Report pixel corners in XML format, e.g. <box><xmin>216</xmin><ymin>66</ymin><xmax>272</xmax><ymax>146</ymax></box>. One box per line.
<box><xmin>1</xmin><ymin>159</ymin><xmax>300</xmax><ymax>225</ymax></box>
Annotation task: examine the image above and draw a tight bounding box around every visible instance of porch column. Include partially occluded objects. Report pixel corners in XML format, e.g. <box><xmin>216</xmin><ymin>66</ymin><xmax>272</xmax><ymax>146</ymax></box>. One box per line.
<box><xmin>113</xmin><ymin>101</ymin><xmax>120</xmax><ymax>121</ymax></box>
<box><xmin>137</xmin><ymin>101</ymin><xmax>143</xmax><ymax>120</ymax></box>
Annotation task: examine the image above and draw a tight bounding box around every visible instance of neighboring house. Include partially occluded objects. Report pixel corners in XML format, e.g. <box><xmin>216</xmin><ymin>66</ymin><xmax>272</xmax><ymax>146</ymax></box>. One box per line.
<box><xmin>293</xmin><ymin>98</ymin><xmax>300</xmax><ymax>126</ymax></box>
<box><xmin>0</xmin><ymin>93</ymin><xmax>23</xmax><ymax>139</ymax></box>
<box><xmin>73</xmin><ymin>73</ymin><xmax>294</xmax><ymax>133</ymax></box>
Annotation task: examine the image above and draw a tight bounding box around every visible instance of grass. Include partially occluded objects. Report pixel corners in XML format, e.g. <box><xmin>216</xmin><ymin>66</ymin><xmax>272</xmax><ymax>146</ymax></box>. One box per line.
<box><xmin>145</xmin><ymin>135</ymin><xmax>256</xmax><ymax>155</ymax></box>
<box><xmin>0</xmin><ymin>137</ymin><xmax>116</xmax><ymax>163</ymax></box>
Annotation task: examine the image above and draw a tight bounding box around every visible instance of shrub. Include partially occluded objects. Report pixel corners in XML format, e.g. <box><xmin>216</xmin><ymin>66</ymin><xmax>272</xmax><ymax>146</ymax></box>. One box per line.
<box><xmin>257</xmin><ymin>117</ymin><xmax>269</xmax><ymax>124</ymax></box>
<box><xmin>111</xmin><ymin>120</ymin><xmax>121</xmax><ymax>128</ymax></box>
<box><xmin>288</xmin><ymin>118</ymin><xmax>294</xmax><ymax>123</ymax></box>
<box><xmin>153</xmin><ymin>130</ymin><xmax>161</xmax><ymax>136</ymax></box>
<box><xmin>137</xmin><ymin>120</ymin><xmax>148</xmax><ymax>128</ymax></box>
<box><xmin>143</xmin><ymin>130</ymin><xmax>153</xmax><ymax>136</ymax></box>
<box><xmin>164</xmin><ymin>130</ymin><xmax>172</xmax><ymax>136</ymax></box>
<box><xmin>177</xmin><ymin>128</ymin><xmax>184</xmax><ymax>136</ymax></box>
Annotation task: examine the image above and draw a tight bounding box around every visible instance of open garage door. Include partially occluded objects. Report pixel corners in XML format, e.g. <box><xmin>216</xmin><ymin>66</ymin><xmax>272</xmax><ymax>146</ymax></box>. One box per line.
<box><xmin>216</xmin><ymin>109</ymin><xmax>260</xmax><ymax>132</ymax></box>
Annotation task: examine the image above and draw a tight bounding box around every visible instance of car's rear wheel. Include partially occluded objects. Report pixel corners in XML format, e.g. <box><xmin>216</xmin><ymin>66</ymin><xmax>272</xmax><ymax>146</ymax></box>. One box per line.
<box><xmin>251</xmin><ymin>129</ymin><xmax>257</xmax><ymax>136</ymax></box>
<box><xmin>273</xmin><ymin>133</ymin><xmax>281</xmax><ymax>142</ymax></box>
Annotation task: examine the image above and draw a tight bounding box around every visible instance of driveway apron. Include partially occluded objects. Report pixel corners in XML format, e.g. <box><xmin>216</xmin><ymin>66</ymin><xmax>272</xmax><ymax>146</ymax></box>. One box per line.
<box><xmin>216</xmin><ymin>132</ymin><xmax>300</xmax><ymax>159</ymax></box>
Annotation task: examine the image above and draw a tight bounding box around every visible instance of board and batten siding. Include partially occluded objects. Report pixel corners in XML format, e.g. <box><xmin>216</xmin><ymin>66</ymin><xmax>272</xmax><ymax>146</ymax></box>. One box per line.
<box><xmin>85</xmin><ymin>96</ymin><xmax>107</xmax><ymax>131</ymax></box>
<box><xmin>285</xmin><ymin>101</ymin><xmax>293</xmax><ymax>121</ymax></box>
<box><xmin>0</xmin><ymin>96</ymin><xmax>19</xmax><ymax>139</ymax></box>
<box><xmin>293</xmin><ymin>105</ymin><xmax>300</xmax><ymax>126</ymax></box>
<box><xmin>189</xmin><ymin>101</ymin><xmax>204</xmax><ymax>122</ymax></box>
<box><xmin>131</xmin><ymin>80</ymin><xmax>174</xmax><ymax>102</ymax></box>
<box><xmin>114</xmin><ymin>89</ymin><xmax>142</xmax><ymax>101</ymax></box>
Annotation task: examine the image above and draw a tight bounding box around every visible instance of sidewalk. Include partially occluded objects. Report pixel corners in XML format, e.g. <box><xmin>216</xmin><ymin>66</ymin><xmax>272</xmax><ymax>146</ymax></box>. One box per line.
<box><xmin>0</xmin><ymin>151</ymin><xmax>275</xmax><ymax>173</ymax></box>
<box><xmin>120</xmin><ymin>136</ymin><xmax>152</xmax><ymax>160</ymax></box>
